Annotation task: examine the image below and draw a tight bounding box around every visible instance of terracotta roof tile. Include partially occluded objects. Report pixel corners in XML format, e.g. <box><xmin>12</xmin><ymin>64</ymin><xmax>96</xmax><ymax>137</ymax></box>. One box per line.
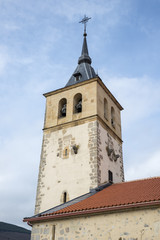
<box><xmin>44</xmin><ymin>177</ymin><xmax>160</xmax><ymax>216</ymax></box>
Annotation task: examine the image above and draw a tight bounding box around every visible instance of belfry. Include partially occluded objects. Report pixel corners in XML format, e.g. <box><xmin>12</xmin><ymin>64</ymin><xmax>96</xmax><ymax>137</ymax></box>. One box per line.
<box><xmin>34</xmin><ymin>16</ymin><xmax>124</xmax><ymax>215</ymax></box>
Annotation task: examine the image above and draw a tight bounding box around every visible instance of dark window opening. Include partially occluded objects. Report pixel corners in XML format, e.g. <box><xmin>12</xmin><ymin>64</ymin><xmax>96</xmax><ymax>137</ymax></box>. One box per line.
<box><xmin>65</xmin><ymin>149</ymin><xmax>68</xmax><ymax>156</ymax></box>
<box><xmin>75</xmin><ymin>99</ymin><xmax>82</xmax><ymax>113</ymax></box>
<box><xmin>61</xmin><ymin>104</ymin><xmax>66</xmax><ymax>117</ymax></box>
<box><xmin>108</xmin><ymin>170</ymin><xmax>113</xmax><ymax>183</ymax></box>
<box><xmin>111</xmin><ymin>107</ymin><xmax>115</xmax><ymax>128</ymax></box>
<box><xmin>58</xmin><ymin>98</ymin><xmax>67</xmax><ymax>118</ymax></box>
<box><xmin>73</xmin><ymin>93</ymin><xmax>82</xmax><ymax>113</ymax></box>
<box><xmin>63</xmin><ymin>192</ymin><xmax>67</xmax><ymax>203</ymax></box>
<box><xmin>73</xmin><ymin>72</ymin><xmax>81</xmax><ymax>82</ymax></box>
<box><xmin>76</xmin><ymin>75</ymin><xmax>80</xmax><ymax>81</ymax></box>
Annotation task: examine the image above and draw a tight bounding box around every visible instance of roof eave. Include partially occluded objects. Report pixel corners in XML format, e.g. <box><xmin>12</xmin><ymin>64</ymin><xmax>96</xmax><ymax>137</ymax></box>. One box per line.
<box><xmin>23</xmin><ymin>200</ymin><xmax>160</xmax><ymax>224</ymax></box>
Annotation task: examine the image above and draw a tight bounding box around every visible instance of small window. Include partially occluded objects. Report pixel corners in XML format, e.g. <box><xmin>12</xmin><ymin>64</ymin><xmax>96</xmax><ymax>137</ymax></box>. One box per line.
<box><xmin>63</xmin><ymin>147</ymin><xmax>69</xmax><ymax>159</ymax></box>
<box><xmin>73</xmin><ymin>93</ymin><xmax>82</xmax><ymax>113</ymax></box>
<box><xmin>58</xmin><ymin>98</ymin><xmax>67</xmax><ymax>118</ymax></box>
<box><xmin>61</xmin><ymin>191</ymin><xmax>69</xmax><ymax>204</ymax></box>
<box><xmin>104</xmin><ymin>98</ymin><xmax>108</xmax><ymax>119</ymax></box>
<box><xmin>111</xmin><ymin>107</ymin><xmax>115</xmax><ymax>128</ymax></box>
<box><xmin>65</xmin><ymin>149</ymin><xmax>68</xmax><ymax>156</ymax></box>
<box><xmin>108</xmin><ymin>170</ymin><xmax>113</xmax><ymax>183</ymax></box>
<box><xmin>63</xmin><ymin>192</ymin><xmax>67</xmax><ymax>203</ymax></box>
<box><xmin>76</xmin><ymin>75</ymin><xmax>80</xmax><ymax>81</ymax></box>
<box><xmin>73</xmin><ymin>72</ymin><xmax>81</xmax><ymax>82</ymax></box>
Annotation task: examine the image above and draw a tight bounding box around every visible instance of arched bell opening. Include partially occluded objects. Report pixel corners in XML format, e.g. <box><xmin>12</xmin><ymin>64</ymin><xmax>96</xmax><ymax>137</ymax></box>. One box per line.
<box><xmin>73</xmin><ymin>93</ymin><xmax>82</xmax><ymax>113</ymax></box>
<box><xmin>58</xmin><ymin>98</ymin><xmax>67</xmax><ymax>118</ymax></box>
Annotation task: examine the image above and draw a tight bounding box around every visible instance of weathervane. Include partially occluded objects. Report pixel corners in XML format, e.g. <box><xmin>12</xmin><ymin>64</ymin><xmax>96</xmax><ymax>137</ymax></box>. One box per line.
<box><xmin>79</xmin><ymin>15</ymin><xmax>91</xmax><ymax>35</ymax></box>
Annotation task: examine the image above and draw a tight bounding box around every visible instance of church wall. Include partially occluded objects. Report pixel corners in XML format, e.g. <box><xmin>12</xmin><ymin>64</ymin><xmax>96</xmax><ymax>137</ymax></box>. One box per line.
<box><xmin>35</xmin><ymin>120</ymin><xmax>99</xmax><ymax>214</ymax></box>
<box><xmin>31</xmin><ymin>207</ymin><xmax>160</xmax><ymax>240</ymax></box>
<box><xmin>97</xmin><ymin>82</ymin><xmax>122</xmax><ymax>140</ymax></box>
<box><xmin>97</xmin><ymin>121</ymin><xmax>124</xmax><ymax>184</ymax></box>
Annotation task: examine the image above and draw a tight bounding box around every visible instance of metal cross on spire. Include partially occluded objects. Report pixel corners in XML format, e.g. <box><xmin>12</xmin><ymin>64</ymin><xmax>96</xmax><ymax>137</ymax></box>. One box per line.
<box><xmin>79</xmin><ymin>15</ymin><xmax>91</xmax><ymax>35</ymax></box>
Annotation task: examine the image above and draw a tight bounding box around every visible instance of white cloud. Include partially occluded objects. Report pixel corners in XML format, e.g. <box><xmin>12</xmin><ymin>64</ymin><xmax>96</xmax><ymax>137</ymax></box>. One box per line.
<box><xmin>3</xmin><ymin>22</ymin><xmax>20</xmax><ymax>31</ymax></box>
<box><xmin>0</xmin><ymin>125</ymin><xmax>42</xmax><ymax>229</ymax></box>
<box><xmin>101</xmin><ymin>73</ymin><xmax>160</xmax><ymax>128</ymax></box>
<box><xmin>126</xmin><ymin>150</ymin><xmax>160</xmax><ymax>180</ymax></box>
<box><xmin>98</xmin><ymin>72</ymin><xmax>160</xmax><ymax>181</ymax></box>
<box><xmin>49</xmin><ymin>0</ymin><xmax>130</xmax><ymax>24</ymax></box>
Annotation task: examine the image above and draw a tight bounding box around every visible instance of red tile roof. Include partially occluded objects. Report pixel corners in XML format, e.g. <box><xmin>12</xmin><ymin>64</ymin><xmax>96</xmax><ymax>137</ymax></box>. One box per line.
<box><xmin>24</xmin><ymin>177</ymin><xmax>160</xmax><ymax>223</ymax></box>
<box><xmin>45</xmin><ymin>177</ymin><xmax>160</xmax><ymax>215</ymax></box>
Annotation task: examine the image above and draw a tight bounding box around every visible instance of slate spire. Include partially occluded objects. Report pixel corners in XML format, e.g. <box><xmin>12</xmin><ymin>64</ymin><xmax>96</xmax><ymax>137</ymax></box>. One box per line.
<box><xmin>78</xmin><ymin>32</ymin><xmax>92</xmax><ymax>65</ymax></box>
<box><xmin>65</xmin><ymin>16</ymin><xmax>96</xmax><ymax>87</ymax></box>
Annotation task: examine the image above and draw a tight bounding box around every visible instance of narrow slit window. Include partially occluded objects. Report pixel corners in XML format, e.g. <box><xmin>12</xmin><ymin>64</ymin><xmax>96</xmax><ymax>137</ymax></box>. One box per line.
<box><xmin>108</xmin><ymin>170</ymin><xmax>113</xmax><ymax>183</ymax></box>
<box><xmin>63</xmin><ymin>192</ymin><xmax>67</xmax><ymax>203</ymax></box>
<box><xmin>65</xmin><ymin>149</ymin><xmax>68</xmax><ymax>156</ymax></box>
<box><xmin>111</xmin><ymin>107</ymin><xmax>115</xmax><ymax>128</ymax></box>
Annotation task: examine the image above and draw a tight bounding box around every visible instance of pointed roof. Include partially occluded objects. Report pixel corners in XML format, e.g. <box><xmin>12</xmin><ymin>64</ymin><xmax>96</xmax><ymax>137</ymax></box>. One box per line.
<box><xmin>78</xmin><ymin>32</ymin><xmax>91</xmax><ymax>65</ymax></box>
<box><xmin>65</xmin><ymin>31</ymin><xmax>96</xmax><ymax>87</ymax></box>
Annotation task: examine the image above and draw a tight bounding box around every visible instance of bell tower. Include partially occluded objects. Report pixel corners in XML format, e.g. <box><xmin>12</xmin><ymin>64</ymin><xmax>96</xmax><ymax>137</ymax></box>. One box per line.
<box><xmin>34</xmin><ymin>16</ymin><xmax>124</xmax><ymax>215</ymax></box>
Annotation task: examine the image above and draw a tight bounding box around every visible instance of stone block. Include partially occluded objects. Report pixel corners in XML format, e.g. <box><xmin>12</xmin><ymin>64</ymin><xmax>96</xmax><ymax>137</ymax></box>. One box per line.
<box><xmin>60</xmin><ymin>229</ymin><xmax>64</xmax><ymax>235</ymax></box>
<box><xmin>44</xmin><ymin>228</ymin><xmax>49</xmax><ymax>234</ymax></box>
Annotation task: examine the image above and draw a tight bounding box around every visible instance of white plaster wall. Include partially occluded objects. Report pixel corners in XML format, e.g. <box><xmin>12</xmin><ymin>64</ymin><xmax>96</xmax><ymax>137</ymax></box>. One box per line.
<box><xmin>36</xmin><ymin>121</ymin><xmax>95</xmax><ymax>213</ymax></box>
<box><xmin>31</xmin><ymin>207</ymin><xmax>160</xmax><ymax>240</ymax></box>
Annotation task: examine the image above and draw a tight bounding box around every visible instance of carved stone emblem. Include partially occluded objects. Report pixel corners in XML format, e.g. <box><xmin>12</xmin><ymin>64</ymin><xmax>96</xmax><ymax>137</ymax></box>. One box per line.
<box><xmin>72</xmin><ymin>144</ymin><xmax>79</xmax><ymax>154</ymax></box>
<box><xmin>106</xmin><ymin>146</ymin><xmax>120</xmax><ymax>162</ymax></box>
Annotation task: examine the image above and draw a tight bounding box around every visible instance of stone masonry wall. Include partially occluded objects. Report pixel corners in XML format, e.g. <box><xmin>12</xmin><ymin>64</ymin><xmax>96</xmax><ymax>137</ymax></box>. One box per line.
<box><xmin>88</xmin><ymin>121</ymin><xmax>98</xmax><ymax>189</ymax></box>
<box><xmin>31</xmin><ymin>206</ymin><xmax>160</xmax><ymax>240</ymax></box>
<box><xmin>97</xmin><ymin>121</ymin><xmax>124</xmax><ymax>184</ymax></box>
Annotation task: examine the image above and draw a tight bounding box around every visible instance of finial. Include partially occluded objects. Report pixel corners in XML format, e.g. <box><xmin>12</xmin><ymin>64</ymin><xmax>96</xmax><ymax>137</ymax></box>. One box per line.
<box><xmin>79</xmin><ymin>15</ymin><xmax>91</xmax><ymax>36</ymax></box>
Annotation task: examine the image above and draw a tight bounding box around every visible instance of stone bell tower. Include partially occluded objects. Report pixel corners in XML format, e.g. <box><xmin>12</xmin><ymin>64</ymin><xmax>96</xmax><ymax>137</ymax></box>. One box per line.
<box><xmin>35</xmin><ymin>16</ymin><xmax>124</xmax><ymax>215</ymax></box>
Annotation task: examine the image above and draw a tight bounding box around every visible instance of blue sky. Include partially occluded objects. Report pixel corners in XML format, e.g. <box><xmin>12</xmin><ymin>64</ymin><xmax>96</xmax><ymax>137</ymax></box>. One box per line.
<box><xmin>0</xmin><ymin>0</ymin><xmax>160</xmax><ymax>230</ymax></box>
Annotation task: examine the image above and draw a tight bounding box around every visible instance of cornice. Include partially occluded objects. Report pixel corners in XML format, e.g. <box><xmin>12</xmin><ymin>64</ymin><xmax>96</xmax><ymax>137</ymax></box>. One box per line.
<box><xmin>43</xmin><ymin>114</ymin><xmax>122</xmax><ymax>143</ymax></box>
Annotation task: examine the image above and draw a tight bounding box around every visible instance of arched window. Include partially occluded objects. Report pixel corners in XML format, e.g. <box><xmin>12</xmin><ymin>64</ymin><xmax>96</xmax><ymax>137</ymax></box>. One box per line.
<box><xmin>63</xmin><ymin>192</ymin><xmax>67</xmax><ymax>203</ymax></box>
<box><xmin>104</xmin><ymin>98</ymin><xmax>108</xmax><ymax>119</ymax></box>
<box><xmin>111</xmin><ymin>107</ymin><xmax>115</xmax><ymax>128</ymax></box>
<box><xmin>73</xmin><ymin>93</ymin><xmax>82</xmax><ymax>113</ymax></box>
<box><xmin>108</xmin><ymin>170</ymin><xmax>113</xmax><ymax>183</ymax></box>
<box><xmin>61</xmin><ymin>191</ymin><xmax>69</xmax><ymax>204</ymax></box>
<box><xmin>58</xmin><ymin>98</ymin><xmax>67</xmax><ymax>118</ymax></box>
<box><xmin>65</xmin><ymin>148</ymin><xmax>68</xmax><ymax>156</ymax></box>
